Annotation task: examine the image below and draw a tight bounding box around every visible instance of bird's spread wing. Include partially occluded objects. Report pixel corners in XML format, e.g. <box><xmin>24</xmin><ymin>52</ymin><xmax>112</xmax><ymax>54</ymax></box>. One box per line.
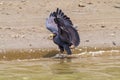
<box><xmin>46</xmin><ymin>8</ymin><xmax>80</xmax><ymax>46</ymax></box>
<box><xmin>54</xmin><ymin>8</ymin><xmax>80</xmax><ymax>46</ymax></box>
<box><xmin>46</xmin><ymin>12</ymin><xmax>58</xmax><ymax>33</ymax></box>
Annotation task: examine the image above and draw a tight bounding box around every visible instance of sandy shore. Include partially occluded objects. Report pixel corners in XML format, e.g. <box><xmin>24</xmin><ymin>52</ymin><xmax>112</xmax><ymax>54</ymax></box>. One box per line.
<box><xmin>0</xmin><ymin>0</ymin><xmax>120</xmax><ymax>50</ymax></box>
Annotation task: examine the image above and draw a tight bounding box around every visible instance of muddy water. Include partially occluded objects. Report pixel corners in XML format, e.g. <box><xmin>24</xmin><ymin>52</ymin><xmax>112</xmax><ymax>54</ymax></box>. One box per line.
<box><xmin>0</xmin><ymin>47</ymin><xmax>120</xmax><ymax>80</ymax></box>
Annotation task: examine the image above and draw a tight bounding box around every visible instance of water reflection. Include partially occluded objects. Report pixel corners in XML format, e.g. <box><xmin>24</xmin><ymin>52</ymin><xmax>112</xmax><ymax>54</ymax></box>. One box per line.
<box><xmin>0</xmin><ymin>55</ymin><xmax>120</xmax><ymax>80</ymax></box>
<box><xmin>50</xmin><ymin>58</ymin><xmax>75</xmax><ymax>74</ymax></box>
<box><xmin>0</xmin><ymin>47</ymin><xmax>120</xmax><ymax>80</ymax></box>
<box><xmin>59</xmin><ymin>58</ymin><xmax>72</xmax><ymax>63</ymax></box>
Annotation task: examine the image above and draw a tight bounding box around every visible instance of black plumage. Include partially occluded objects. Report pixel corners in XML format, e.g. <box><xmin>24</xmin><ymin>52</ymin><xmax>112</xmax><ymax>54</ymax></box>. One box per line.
<box><xmin>46</xmin><ymin>8</ymin><xmax>80</xmax><ymax>55</ymax></box>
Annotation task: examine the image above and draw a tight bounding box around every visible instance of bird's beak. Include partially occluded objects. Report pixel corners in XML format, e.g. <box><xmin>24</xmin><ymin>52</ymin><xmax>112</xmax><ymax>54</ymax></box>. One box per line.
<box><xmin>50</xmin><ymin>33</ymin><xmax>55</xmax><ymax>37</ymax></box>
<box><xmin>48</xmin><ymin>33</ymin><xmax>55</xmax><ymax>40</ymax></box>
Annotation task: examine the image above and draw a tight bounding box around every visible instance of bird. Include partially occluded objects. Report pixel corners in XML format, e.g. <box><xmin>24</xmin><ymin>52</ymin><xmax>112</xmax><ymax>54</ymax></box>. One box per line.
<box><xmin>46</xmin><ymin>8</ymin><xmax>80</xmax><ymax>56</ymax></box>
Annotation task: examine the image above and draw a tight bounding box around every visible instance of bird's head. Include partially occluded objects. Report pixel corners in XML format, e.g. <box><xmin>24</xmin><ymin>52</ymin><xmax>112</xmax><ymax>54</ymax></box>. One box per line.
<box><xmin>48</xmin><ymin>31</ymin><xmax>58</xmax><ymax>40</ymax></box>
<box><xmin>50</xmin><ymin>33</ymin><xmax>56</xmax><ymax>38</ymax></box>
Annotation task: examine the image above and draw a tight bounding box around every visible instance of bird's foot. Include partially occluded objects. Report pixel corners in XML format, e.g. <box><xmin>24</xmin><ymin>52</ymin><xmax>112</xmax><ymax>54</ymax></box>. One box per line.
<box><xmin>52</xmin><ymin>53</ymin><xmax>67</xmax><ymax>59</ymax></box>
<box><xmin>52</xmin><ymin>54</ymin><xmax>79</xmax><ymax>59</ymax></box>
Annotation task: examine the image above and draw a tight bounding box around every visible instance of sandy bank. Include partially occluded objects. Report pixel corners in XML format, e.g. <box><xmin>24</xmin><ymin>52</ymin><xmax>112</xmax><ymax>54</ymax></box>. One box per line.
<box><xmin>0</xmin><ymin>0</ymin><xmax>120</xmax><ymax>50</ymax></box>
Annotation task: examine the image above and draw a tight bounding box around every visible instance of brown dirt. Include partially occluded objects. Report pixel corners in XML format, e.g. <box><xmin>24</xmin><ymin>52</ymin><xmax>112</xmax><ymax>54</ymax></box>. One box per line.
<box><xmin>0</xmin><ymin>0</ymin><xmax>120</xmax><ymax>50</ymax></box>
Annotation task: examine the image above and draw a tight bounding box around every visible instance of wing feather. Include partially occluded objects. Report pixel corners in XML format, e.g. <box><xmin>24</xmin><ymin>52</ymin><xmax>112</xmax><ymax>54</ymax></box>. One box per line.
<box><xmin>46</xmin><ymin>8</ymin><xmax>80</xmax><ymax>46</ymax></box>
<box><xmin>54</xmin><ymin>8</ymin><xmax>80</xmax><ymax>46</ymax></box>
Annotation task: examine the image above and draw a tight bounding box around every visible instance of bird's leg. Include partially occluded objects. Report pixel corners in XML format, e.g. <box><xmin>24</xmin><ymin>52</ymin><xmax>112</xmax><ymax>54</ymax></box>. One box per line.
<box><xmin>64</xmin><ymin>45</ymin><xmax>73</xmax><ymax>58</ymax></box>
<box><xmin>59</xmin><ymin>46</ymin><xmax>64</xmax><ymax>54</ymax></box>
<box><xmin>58</xmin><ymin>46</ymin><xmax>65</xmax><ymax>58</ymax></box>
<box><xmin>64</xmin><ymin>45</ymin><xmax>72</xmax><ymax>55</ymax></box>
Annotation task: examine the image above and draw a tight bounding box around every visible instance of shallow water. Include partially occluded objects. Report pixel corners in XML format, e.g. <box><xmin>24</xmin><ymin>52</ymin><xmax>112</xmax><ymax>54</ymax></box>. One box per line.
<box><xmin>0</xmin><ymin>48</ymin><xmax>120</xmax><ymax>80</ymax></box>
<box><xmin>0</xmin><ymin>56</ymin><xmax>120</xmax><ymax>80</ymax></box>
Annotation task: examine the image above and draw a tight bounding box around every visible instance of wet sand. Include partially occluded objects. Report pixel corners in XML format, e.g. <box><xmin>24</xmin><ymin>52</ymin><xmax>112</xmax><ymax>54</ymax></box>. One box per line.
<box><xmin>0</xmin><ymin>0</ymin><xmax>120</xmax><ymax>50</ymax></box>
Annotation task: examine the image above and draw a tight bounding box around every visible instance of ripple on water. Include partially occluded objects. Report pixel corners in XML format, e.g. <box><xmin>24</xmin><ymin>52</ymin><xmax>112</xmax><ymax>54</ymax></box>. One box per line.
<box><xmin>0</xmin><ymin>47</ymin><xmax>120</xmax><ymax>80</ymax></box>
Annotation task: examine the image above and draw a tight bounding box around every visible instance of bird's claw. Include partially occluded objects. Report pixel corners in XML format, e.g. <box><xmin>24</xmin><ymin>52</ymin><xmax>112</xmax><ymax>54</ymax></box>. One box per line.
<box><xmin>52</xmin><ymin>53</ymin><xmax>67</xmax><ymax>59</ymax></box>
